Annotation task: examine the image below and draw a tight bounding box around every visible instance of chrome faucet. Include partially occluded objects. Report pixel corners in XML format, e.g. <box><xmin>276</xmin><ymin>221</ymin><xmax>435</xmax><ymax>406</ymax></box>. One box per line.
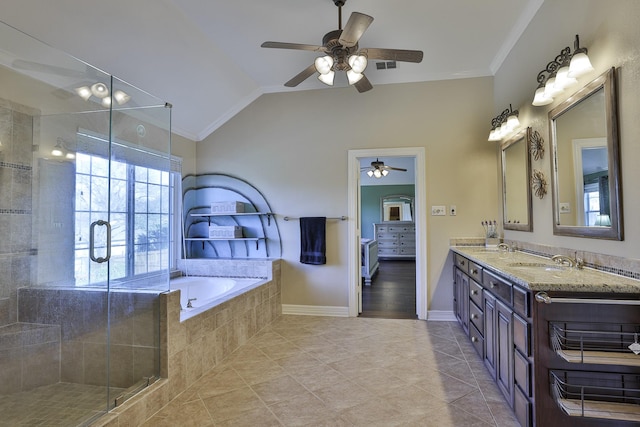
<box><xmin>497</xmin><ymin>243</ymin><xmax>511</xmax><ymax>252</ymax></box>
<box><xmin>187</xmin><ymin>298</ymin><xmax>197</xmax><ymax>308</ymax></box>
<box><xmin>551</xmin><ymin>254</ymin><xmax>584</xmax><ymax>269</ymax></box>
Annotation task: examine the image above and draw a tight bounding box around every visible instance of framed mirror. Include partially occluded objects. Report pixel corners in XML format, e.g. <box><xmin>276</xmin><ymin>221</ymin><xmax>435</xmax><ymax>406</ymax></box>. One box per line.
<box><xmin>502</xmin><ymin>127</ymin><xmax>533</xmax><ymax>231</ymax></box>
<box><xmin>381</xmin><ymin>195</ymin><xmax>414</xmax><ymax>222</ymax></box>
<box><xmin>549</xmin><ymin>67</ymin><xmax>622</xmax><ymax>239</ymax></box>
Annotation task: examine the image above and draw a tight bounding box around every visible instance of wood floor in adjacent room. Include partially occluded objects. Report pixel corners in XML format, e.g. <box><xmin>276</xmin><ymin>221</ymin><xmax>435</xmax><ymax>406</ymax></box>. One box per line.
<box><xmin>360</xmin><ymin>260</ymin><xmax>417</xmax><ymax>319</ymax></box>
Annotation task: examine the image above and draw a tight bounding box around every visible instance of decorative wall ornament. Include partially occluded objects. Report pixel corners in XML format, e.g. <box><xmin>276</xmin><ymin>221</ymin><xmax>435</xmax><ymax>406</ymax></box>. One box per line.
<box><xmin>531</xmin><ymin>169</ymin><xmax>548</xmax><ymax>199</ymax></box>
<box><xmin>529</xmin><ymin>130</ymin><xmax>545</xmax><ymax>161</ymax></box>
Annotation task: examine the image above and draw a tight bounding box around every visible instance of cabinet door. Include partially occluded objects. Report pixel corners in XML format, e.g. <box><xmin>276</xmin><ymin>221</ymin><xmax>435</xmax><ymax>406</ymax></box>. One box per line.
<box><xmin>483</xmin><ymin>292</ymin><xmax>497</xmax><ymax>378</ymax></box>
<box><xmin>496</xmin><ymin>300</ymin><xmax>514</xmax><ymax>405</ymax></box>
<box><xmin>454</xmin><ymin>268</ymin><xmax>469</xmax><ymax>333</ymax></box>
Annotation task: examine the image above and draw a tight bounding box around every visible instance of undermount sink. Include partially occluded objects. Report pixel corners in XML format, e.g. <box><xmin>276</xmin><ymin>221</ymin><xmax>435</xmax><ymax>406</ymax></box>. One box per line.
<box><xmin>508</xmin><ymin>262</ymin><xmax>568</xmax><ymax>272</ymax></box>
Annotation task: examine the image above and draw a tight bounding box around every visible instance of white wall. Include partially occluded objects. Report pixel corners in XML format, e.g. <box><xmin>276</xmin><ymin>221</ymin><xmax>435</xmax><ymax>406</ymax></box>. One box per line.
<box><xmin>496</xmin><ymin>0</ymin><xmax>640</xmax><ymax>260</ymax></box>
<box><xmin>196</xmin><ymin>77</ymin><xmax>498</xmax><ymax>312</ymax></box>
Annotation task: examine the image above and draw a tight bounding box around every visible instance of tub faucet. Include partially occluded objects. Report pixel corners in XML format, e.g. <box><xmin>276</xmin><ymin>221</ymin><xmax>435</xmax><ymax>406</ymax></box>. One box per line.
<box><xmin>187</xmin><ymin>298</ymin><xmax>197</xmax><ymax>308</ymax></box>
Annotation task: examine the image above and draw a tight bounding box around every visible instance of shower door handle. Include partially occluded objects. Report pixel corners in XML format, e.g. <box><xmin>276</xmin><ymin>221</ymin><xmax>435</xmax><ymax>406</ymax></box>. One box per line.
<box><xmin>90</xmin><ymin>220</ymin><xmax>111</xmax><ymax>263</ymax></box>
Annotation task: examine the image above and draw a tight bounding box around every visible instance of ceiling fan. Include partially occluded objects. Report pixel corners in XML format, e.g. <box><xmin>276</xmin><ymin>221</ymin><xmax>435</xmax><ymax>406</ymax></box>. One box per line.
<box><xmin>261</xmin><ymin>0</ymin><xmax>423</xmax><ymax>93</ymax></box>
<box><xmin>362</xmin><ymin>158</ymin><xmax>407</xmax><ymax>178</ymax></box>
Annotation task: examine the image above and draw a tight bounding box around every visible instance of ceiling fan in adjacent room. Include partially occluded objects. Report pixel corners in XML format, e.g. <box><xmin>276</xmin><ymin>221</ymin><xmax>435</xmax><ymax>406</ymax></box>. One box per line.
<box><xmin>261</xmin><ymin>0</ymin><xmax>423</xmax><ymax>93</ymax></box>
<box><xmin>362</xmin><ymin>158</ymin><xmax>407</xmax><ymax>178</ymax></box>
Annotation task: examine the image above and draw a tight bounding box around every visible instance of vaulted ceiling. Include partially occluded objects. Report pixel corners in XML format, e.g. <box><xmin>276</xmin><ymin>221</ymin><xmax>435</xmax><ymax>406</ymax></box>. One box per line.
<box><xmin>0</xmin><ymin>0</ymin><xmax>542</xmax><ymax>141</ymax></box>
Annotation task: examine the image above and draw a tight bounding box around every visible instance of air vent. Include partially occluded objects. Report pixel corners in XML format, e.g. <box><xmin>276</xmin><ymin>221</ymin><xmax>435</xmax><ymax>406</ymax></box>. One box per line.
<box><xmin>375</xmin><ymin>61</ymin><xmax>397</xmax><ymax>70</ymax></box>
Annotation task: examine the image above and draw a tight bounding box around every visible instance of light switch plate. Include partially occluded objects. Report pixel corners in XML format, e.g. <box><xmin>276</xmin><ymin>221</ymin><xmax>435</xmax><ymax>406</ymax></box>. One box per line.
<box><xmin>431</xmin><ymin>205</ymin><xmax>446</xmax><ymax>216</ymax></box>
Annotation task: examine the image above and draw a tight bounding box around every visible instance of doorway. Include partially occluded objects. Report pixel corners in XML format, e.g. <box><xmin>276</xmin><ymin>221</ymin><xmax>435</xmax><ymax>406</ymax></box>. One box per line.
<box><xmin>347</xmin><ymin>147</ymin><xmax>428</xmax><ymax>320</ymax></box>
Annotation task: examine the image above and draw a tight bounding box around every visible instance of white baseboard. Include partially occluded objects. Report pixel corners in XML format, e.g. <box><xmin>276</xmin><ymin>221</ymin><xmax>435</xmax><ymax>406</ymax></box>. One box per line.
<box><xmin>426</xmin><ymin>310</ymin><xmax>456</xmax><ymax>321</ymax></box>
<box><xmin>282</xmin><ymin>304</ymin><xmax>349</xmax><ymax>317</ymax></box>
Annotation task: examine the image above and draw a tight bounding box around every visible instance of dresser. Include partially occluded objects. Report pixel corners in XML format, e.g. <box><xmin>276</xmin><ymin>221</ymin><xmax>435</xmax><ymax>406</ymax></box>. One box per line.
<box><xmin>373</xmin><ymin>222</ymin><xmax>415</xmax><ymax>259</ymax></box>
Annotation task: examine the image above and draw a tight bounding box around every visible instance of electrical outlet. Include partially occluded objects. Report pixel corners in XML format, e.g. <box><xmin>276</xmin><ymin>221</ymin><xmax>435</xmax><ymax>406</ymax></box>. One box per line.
<box><xmin>449</xmin><ymin>205</ymin><xmax>457</xmax><ymax>216</ymax></box>
<box><xmin>431</xmin><ymin>205</ymin><xmax>446</xmax><ymax>216</ymax></box>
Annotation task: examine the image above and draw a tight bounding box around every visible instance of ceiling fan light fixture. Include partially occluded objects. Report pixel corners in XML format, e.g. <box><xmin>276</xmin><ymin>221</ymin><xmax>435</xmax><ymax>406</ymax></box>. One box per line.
<box><xmin>381</xmin><ymin>169</ymin><xmax>389</xmax><ymax>176</ymax></box>
<box><xmin>346</xmin><ymin>69</ymin><xmax>364</xmax><ymax>85</ymax></box>
<box><xmin>314</xmin><ymin>55</ymin><xmax>334</xmax><ymax>75</ymax></box>
<box><xmin>373</xmin><ymin>169</ymin><xmax>382</xmax><ymax>178</ymax></box>
<box><xmin>367</xmin><ymin>170</ymin><xmax>374</xmax><ymax>177</ymax></box>
<box><xmin>318</xmin><ymin>71</ymin><xmax>335</xmax><ymax>86</ymax></box>
<box><xmin>75</xmin><ymin>86</ymin><xmax>92</xmax><ymax>101</ymax></box>
<box><xmin>348</xmin><ymin>54</ymin><xmax>367</xmax><ymax>73</ymax></box>
<box><xmin>90</xmin><ymin>82</ymin><xmax>109</xmax><ymax>98</ymax></box>
<box><xmin>101</xmin><ymin>96</ymin><xmax>112</xmax><ymax>107</ymax></box>
<box><xmin>113</xmin><ymin>90</ymin><xmax>131</xmax><ymax>105</ymax></box>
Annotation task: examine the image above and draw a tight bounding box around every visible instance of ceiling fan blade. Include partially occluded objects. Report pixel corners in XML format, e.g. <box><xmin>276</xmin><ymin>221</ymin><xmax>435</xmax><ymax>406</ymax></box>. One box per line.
<box><xmin>261</xmin><ymin>41</ymin><xmax>326</xmax><ymax>52</ymax></box>
<box><xmin>339</xmin><ymin>12</ymin><xmax>374</xmax><ymax>48</ymax></box>
<box><xmin>385</xmin><ymin>166</ymin><xmax>408</xmax><ymax>172</ymax></box>
<box><xmin>284</xmin><ymin>64</ymin><xmax>317</xmax><ymax>87</ymax></box>
<box><xmin>361</xmin><ymin>48</ymin><xmax>424</xmax><ymax>63</ymax></box>
<box><xmin>354</xmin><ymin>74</ymin><xmax>373</xmax><ymax>93</ymax></box>
<box><xmin>12</xmin><ymin>59</ymin><xmax>88</xmax><ymax>78</ymax></box>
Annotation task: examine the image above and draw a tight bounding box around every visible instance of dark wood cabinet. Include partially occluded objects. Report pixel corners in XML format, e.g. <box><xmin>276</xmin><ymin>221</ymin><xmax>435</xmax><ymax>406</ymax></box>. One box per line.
<box><xmin>496</xmin><ymin>299</ymin><xmax>513</xmax><ymax>404</ymax></box>
<box><xmin>483</xmin><ymin>292</ymin><xmax>497</xmax><ymax>378</ymax></box>
<box><xmin>454</xmin><ymin>267</ymin><xmax>469</xmax><ymax>334</ymax></box>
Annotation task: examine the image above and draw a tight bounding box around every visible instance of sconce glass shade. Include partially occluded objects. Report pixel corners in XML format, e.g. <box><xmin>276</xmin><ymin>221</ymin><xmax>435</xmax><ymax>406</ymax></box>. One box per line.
<box><xmin>314</xmin><ymin>56</ymin><xmax>334</xmax><ymax>75</ymax></box>
<box><xmin>381</xmin><ymin>169</ymin><xmax>389</xmax><ymax>177</ymax></box>
<box><xmin>65</xmin><ymin>151</ymin><xmax>76</xmax><ymax>160</ymax></box>
<box><xmin>373</xmin><ymin>169</ymin><xmax>382</xmax><ymax>178</ymax></box>
<box><xmin>317</xmin><ymin>71</ymin><xmax>335</xmax><ymax>86</ymax></box>
<box><xmin>532</xmin><ymin>86</ymin><xmax>553</xmax><ymax>106</ymax></box>
<box><xmin>568</xmin><ymin>52</ymin><xmax>594</xmax><ymax>78</ymax></box>
<box><xmin>543</xmin><ymin>75</ymin><xmax>564</xmax><ymax>99</ymax></box>
<box><xmin>348</xmin><ymin>54</ymin><xmax>367</xmax><ymax>73</ymax></box>
<box><xmin>346</xmin><ymin>69</ymin><xmax>364</xmax><ymax>85</ymax></box>
<box><xmin>554</xmin><ymin>65</ymin><xmax>577</xmax><ymax>90</ymax></box>
<box><xmin>506</xmin><ymin>114</ymin><xmax>520</xmax><ymax>131</ymax></box>
<box><xmin>51</xmin><ymin>146</ymin><xmax>63</xmax><ymax>157</ymax></box>
<box><xmin>367</xmin><ymin>170</ymin><xmax>374</xmax><ymax>177</ymax></box>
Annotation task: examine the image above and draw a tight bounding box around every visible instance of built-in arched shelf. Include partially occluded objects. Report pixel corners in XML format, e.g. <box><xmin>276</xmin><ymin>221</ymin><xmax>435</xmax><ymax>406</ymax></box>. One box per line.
<box><xmin>182</xmin><ymin>174</ymin><xmax>282</xmax><ymax>259</ymax></box>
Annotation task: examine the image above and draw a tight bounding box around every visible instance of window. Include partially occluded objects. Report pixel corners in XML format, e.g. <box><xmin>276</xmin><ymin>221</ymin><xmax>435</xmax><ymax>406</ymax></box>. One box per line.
<box><xmin>583</xmin><ymin>182</ymin><xmax>600</xmax><ymax>226</ymax></box>
<box><xmin>74</xmin><ymin>152</ymin><xmax>175</xmax><ymax>286</ymax></box>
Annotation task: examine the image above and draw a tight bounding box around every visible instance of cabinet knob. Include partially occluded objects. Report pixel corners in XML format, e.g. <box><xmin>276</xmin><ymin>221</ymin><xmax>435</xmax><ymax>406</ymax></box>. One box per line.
<box><xmin>471</xmin><ymin>337</ymin><xmax>478</xmax><ymax>343</ymax></box>
<box><xmin>471</xmin><ymin>269</ymin><xmax>478</xmax><ymax>275</ymax></box>
<box><xmin>471</xmin><ymin>290</ymin><xmax>478</xmax><ymax>295</ymax></box>
<box><xmin>490</xmin><ymin>282</ymin><xmax>496</xmax><ymax>289</ymax></box>
<box><xmin>460</xmin><ymin>260</ymin><xmax>466</xmax><ymax>266</ymax></box>
<box><xmin>471</xmin><ymin>314</ymin><xmax>478</xmax><ymax>320</ymax></box>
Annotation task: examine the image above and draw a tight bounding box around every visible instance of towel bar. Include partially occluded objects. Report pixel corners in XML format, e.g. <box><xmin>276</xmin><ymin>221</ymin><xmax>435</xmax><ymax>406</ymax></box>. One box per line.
<box><xmin>283</xmin><ymin>216</ymin><xmax>347</xmax><ymax>221</ymax></box>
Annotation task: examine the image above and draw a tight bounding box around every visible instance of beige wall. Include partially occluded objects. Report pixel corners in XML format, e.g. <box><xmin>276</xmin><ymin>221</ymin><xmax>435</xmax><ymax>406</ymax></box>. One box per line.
<box><xmin>196</xmin><ymin>78</ymin><xmax>498</xmax><ymax>312</ymax></box>
<box><xmin>496</xmin><ymin>0</ymin><xmax>640</xmax><ymax>259</ymax></box>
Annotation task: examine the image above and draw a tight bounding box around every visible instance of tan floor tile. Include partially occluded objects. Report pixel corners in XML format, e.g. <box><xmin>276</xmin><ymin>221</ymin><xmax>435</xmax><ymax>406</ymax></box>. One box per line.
<box><xmin>273</xmin><ymin>351</ymin><xmax>323</xmax><ymax>371</ymax></box>
<box><xmin>450</xmin><ymin>390</ymin><xmax>496</xmax><ymax>424</ymax></box>
<box><xmin>268</xmin><ymin>391</ymin><xmax>336</xmax><ymax>427</ymax></box>
<box><xmin>250</xmin><ymin>375</ymin><xmax>308</xmax><ymax>405</ymax></box>
<box><xmin>414</xmin><ymin>371</ymin><xmax>479</xmax><ymax>403</ymax></box>
<box><xmin>338</xmin><ymin>398</ymin><xmax>405</xmax><ymax>426</ymax></box>
<box><xmin>201</xmin><ymin>385</ymin><xmax>265</xmax><ymax>423</ymax></box>
<box><xmin>259</xmin><ymin>341</ymin><xmax>303</xmax><ymax>360</ymax></box>
<box><xmin>351</xmin><ymin>367</ymin><xmax>409</xmax><ymax>395</ymax></box>
<box><xmin>424</xmin><ymin>405</ymin><xmax>495</xmax><ymax>427</ymax></box>
<box><xmin>193</xmin><ymin>368</ymin><xmax>247</xmax><ymax>399</ymax></box>
<box><xmin>312</xmin><ymin>379</ymin><xmax>373</xmax><ymax>411</ymax></box>
<box><xmin>155</xmin><ymin>398</ymin><xmax>214</xmax><ymax>427</ymax></box>
<box><xmin>213</xmin><ymin>405</ymin><xmax>283</xmax><ymax>427</ymax></box>
<box><xmin>232</xmin><ymin>359</ymin><xmax>286</xmax><ymax>385</ymax></box>
<box><xmin>379</xmin><ymin>384</ymin><xmax>448</xmax><ymax>418</ymax></box>
<box><xmin>288</xmin><ymin>364</ymin><xmax>351</xmax><ymax>391</ymax></box>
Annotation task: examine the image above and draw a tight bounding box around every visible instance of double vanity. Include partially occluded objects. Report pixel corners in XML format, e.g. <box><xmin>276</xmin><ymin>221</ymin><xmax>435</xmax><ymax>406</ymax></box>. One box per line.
<box><xmin>451</xmin><ymin>245</ymin><xmax>640</xmax><ymax>427</ymax></box>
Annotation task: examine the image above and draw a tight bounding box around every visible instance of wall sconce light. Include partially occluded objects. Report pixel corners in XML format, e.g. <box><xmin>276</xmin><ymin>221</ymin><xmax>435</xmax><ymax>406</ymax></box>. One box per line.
<box><xmin>488</xmin><ymin>104</ymin><xmax>520</xmax><ymax>142</ymax></box>
<box><xmin>532</xmin><ymin>34</ymin><xmax>594</xmax><ymax>106</ymax></box>
<box><xmin>51</xmin><ymin>137</ymin><xmax>76</xmax><ymax>160</ymax></box>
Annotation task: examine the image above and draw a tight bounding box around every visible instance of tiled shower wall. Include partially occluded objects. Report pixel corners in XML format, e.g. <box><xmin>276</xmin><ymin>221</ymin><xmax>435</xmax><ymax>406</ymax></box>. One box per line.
<box><xmin>0</xmin><ymin>98</ymin><xmax>36</xmax><ymax>326</ymax></box>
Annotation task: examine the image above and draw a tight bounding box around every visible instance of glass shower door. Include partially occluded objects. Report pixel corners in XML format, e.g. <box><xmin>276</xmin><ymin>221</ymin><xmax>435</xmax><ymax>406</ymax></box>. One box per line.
<box><xmin>0</xmin><ymin>20</ymin><xmax>171</xmax><ymax>426</ymax></box>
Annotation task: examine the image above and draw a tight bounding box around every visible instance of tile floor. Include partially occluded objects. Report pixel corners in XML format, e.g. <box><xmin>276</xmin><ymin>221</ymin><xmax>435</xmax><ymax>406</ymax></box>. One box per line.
<box><xmin>142</xmin><ymin>316</ymin><xmax>520</xmax><ymax>426</ymax></box>
<box><xmin>0</xmin><ymin>383</ymin><xmax>124</xmax><ymax>426</ymax></box>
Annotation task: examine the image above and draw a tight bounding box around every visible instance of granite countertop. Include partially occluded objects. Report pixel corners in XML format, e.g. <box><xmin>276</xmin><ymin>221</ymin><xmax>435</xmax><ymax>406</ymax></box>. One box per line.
<box><xmin>451</xmin><ymin>246</ymin><xmax>640</xmax><ymax>294</ymax></box>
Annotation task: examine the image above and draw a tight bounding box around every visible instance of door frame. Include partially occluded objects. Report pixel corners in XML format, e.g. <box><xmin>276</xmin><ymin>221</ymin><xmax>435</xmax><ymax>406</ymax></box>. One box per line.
<box><xmin>347</xmin><ymin>147</ymin><xmax>428</xmax><ymax>319</ymax></box>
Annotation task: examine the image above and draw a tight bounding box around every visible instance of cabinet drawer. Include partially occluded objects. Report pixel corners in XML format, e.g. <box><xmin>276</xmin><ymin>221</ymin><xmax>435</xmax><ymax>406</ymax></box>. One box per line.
<box><xmin>454</xmin><ymin>254</ymin><xmax>469</xmax><ymax>274</ymax></box>
<box><xmin>513</xmin><ymin>313</ymin><xmax>531</xmax><ymax>356</ymax></box>
<box><xmin>399</xmin><ymin>247</ymin><xmax>415</xmax><ymax>255</ymax></box>
<box><xmin>469</xmin><ymin>300</ymin><xmax>483</xmax><ymax>334</ymax></box>
<box><xmin>513</xmin><ymin>285</ymin><xmax>531</xmax><ymax>318</ymax></box>
<box><xmin>388</xmin><ymin>225</ymin><xmax>414</xmax><ymax>233</ymax></box>
<box><xmin>399</xmin><ymin>233</ymin><xmax>416</xmax><ymax>241</ymax></box>
<box><xmin>469</xmin><ymin>323</ymin><xmax>484</xmax><ymax>358</ymax></box>
<box><xmin>468</xmin><ymin>261</ymin><xmax>482</xmax><ymax>283</ymax></box>
<box><xmin>377</xmin><ymin>240</ymin><xmax>399</xmax><ymax>247</ymax></box>
<box><xmin>514</xmin><ymin>383</ymin><xmax>532</xmax><ymax>427</ymax></box>
<box><xmin>482</xmin><ymin>270</ymin><xmax>512</xmax><ymax>305</ymax></box>
<box><xmin>378</xmin><ymin>248</ymin><xmax>398</xmax><ymax>255</ymax></box>
<box><xmin>469</xmin><ymin>280</ymin><xmax>483</xmax><ymax>308</ymax></box>
<box><xmin>514</xmin><ymin>349</ymin><xmax>532</xmax><ymax>397</ymax></box>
